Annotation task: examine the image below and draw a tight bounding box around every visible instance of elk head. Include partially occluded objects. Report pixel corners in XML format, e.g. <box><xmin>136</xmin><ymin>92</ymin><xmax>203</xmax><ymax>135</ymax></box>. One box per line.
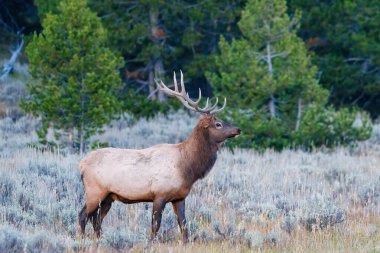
<box><xmin>155</xmin><ymin>71</ymin><xmax>241</xmax><ymax>145</ymax></box>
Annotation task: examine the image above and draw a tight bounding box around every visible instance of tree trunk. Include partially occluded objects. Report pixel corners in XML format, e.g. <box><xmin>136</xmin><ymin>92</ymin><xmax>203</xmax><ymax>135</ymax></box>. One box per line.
<box><xmin>79</xmin><ymin>123</ymin><xmax>85</xmax><ymax>155</ymax></box>
<box><xmin>295</xmin><ymin>98</ymin><xmax>302</xmax><ymax>131</ymax></box>
<box><xmin>266</xmin><ymin>43</ymin><xmax>273</xmax><ymax>76</ymax></box>
<box><xmin>154</xmin><ymin>59</ymin><xmax>165</xmax><ymax>102</ymax></box>
<box><xmin>266</xmin><ymin>42</ymin><xmax>276</xmax><ymax>117</ymax></box>
<box><xmin>0</xmin><ymin>39</ymin><xmax>23</xmax><ymax>81</ymax></box>
<box><xmin>149</xmin><ymin>7</ymin><xmax>165</xmax><ymax>101</ymax></box>
<box><xmin>148</xmin><ymin>67</ymin><xmax>156</xmax><ymax>100</ymax></box>
<box><xmin>79</xmin><ymin>92</ymin><xmax>85</xmax><ymax>155</ymax></box>
<box><xmin>269</xmin><ymin>95</ymin><xmax>276</xmax><ymax>118</ymax></box>
<box><xmin>68</xmin><ymin>128</ymin><xmax>74</xmax><ymax>150</ymax></box>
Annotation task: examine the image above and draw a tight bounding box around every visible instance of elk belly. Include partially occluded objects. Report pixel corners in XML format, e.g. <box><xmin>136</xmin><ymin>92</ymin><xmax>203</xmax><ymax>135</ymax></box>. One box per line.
<box><xmin>107</xmin><ymin>165</ymin><xmax>155</xmax><ymax>201</ymax></box>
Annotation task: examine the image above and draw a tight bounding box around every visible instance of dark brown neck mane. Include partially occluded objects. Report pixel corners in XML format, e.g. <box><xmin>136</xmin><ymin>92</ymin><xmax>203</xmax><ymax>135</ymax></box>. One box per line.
<box><xmin>178</xmin><ymin>120</ymin><xmax>219</xmax><ymax>185</ymax></box>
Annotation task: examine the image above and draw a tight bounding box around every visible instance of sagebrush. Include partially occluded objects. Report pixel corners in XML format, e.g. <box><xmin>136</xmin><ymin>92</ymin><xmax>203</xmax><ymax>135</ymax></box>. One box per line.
<box><xmin>0</xmin><ymin>111</ymin><xmax>379</xmax><ymax>252</ymax></box>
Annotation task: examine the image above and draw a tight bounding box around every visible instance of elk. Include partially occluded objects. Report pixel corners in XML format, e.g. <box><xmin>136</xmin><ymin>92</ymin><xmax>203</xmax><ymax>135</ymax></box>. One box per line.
<box><xmin>78</xmin><ymin>71</ymin><xmax>241</xmax><ymax>242</ymax></box>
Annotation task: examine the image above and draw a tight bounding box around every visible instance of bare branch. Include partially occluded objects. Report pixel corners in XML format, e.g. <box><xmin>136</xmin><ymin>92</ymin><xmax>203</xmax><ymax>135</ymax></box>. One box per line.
<box><xmin>1</xmin><ymin>37</ymin><xmax>24</xmax><ymax>81</ymax></box>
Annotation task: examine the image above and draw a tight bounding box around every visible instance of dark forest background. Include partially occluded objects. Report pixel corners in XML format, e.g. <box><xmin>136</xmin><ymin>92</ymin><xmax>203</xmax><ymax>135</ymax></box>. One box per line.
<box><xmin>0</xmin><ymin>0</ymin><xmax>378</xmax><ymax>151</ymax></box>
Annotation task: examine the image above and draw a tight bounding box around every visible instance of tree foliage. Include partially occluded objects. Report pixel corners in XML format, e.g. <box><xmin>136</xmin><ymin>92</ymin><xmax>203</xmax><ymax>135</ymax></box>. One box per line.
<box><xmin>1</xmin><ymin>0</ymin><xmax>375</xmax><ymax>151</ymax></box>
<box><xmin>34</xmin><ymin>0</ymin><xmax>244</xmax><ymax>115</ymax></box>
<box><xmin>88</xmin><ymin>0</ymin><xmax>245</xmax><ymax>100</ymax></box>
<box><xmin>208</xmin><ymin>0</ymin><xmax>371</xmax><ymax>150</ymax></box>
<box><xmin>294</xmin><ymin>106</ymin><xmax>372</xmax><ymax>148</ymax></box>
<box><xmin>289</xmin><ymin>0</ymin><xmax>380</xmax><ymax>119</ymax></box>
<box><xmin>22</xmin><ymin>0</ymin><xmax>123</xmax><ymax>153</ymax></box>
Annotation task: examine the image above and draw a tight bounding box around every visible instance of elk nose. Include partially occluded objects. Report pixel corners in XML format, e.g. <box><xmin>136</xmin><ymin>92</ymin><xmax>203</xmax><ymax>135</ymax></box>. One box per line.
<box><xmin>237</xmin><ymin>128</ymin><xmax>242</xmax><ymax>135</ymax></box>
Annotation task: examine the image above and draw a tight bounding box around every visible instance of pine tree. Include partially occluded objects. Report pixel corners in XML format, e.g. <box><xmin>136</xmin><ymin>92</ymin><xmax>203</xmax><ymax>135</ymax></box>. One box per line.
<box><xmin>207</xmin><ymin>0</ymin><xmax>371</xmax><ymax>149</ymax></box>
<box><xmin>34</xmin><ymin>0</ymin><xmax>61</xmax><ymax>19</ymax></box>
<box><xmin>208</xmin><ymin>0</ymin><xmax>326</xmax><ymax>149</ymax></box>
<box><xmin>88</xmin><ymin>0</ymin><xmax>245</xmax><ymax>100</ymax></box>
<box><xmin>34</xmin><ymin>0</ymin><xmax>245</xmax><ymax>113</ymax></box>
<box><xmin>22</xmin><ymin>0</ymin><xmax>124</xmax><ymax>153</ymax></box>
<box><xmin>289</xmin><ymin>0</ymin><xmax>380</xmax><ymax>119</ymax></box>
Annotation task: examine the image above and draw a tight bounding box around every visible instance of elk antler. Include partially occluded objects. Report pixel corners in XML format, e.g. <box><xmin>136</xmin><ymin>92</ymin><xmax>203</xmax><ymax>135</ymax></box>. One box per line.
<box><xmin>155</xmin><ymin>71</ymin><xmax>226</xmax><ymax>115</ymax></box>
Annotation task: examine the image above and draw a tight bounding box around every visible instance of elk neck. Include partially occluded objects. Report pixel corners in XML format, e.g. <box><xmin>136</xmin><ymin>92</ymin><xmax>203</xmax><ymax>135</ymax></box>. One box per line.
<box><xmin>178</xmin><ymin>123</ymin><xmax>219</xmax><ymax>186</ymax></box>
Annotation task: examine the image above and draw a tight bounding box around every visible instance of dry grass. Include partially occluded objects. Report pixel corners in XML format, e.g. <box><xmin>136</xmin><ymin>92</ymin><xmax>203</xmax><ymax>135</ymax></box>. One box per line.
<box><xmin>1</xmin><ymin>111</ymin><xmax>380</xmax><ymax>252</ymax></box>
<box><xmin>0</xmin><ymin>61</ymin><xmax>29</xmax><ymax>119</ymax></box>
<box><xmin>0</xmin><ymin>64</ymin><xmax>379</xmax><ymax>252</ymax></box>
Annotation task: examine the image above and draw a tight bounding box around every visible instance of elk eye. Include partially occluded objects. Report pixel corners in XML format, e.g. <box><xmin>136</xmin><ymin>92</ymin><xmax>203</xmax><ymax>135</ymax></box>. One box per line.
<box><xmin>215</xmin><ymin>122</ymin><xmax>223</xmax><ymax>129</ymax></box>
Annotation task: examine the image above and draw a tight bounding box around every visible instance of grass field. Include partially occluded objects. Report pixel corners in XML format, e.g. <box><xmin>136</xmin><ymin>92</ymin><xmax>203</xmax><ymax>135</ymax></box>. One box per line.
<box><xmin>0</xmin><ymin>110</ymin><xmax>379</xmax><ymax>252</ymax></box>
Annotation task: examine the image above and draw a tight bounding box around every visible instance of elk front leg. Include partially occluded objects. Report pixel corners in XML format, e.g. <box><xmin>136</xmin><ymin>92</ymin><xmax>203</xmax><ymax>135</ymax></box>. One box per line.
<box><xmin>172</xmin><ymin>199</ymin><xmax>188</xmax><ymax>243</ymax></box>
<box><xmin>151</xmin><ymin>199</ymin><xmax>166</xmax><ymax>240</ymax></box>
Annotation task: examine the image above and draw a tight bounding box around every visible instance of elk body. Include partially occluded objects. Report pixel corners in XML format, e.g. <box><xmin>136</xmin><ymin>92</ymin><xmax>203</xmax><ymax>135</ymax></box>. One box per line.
<box><xmin>78</xmin><ymin>72</ymin><xmax>241</xmax><ymax>242</ymax></box>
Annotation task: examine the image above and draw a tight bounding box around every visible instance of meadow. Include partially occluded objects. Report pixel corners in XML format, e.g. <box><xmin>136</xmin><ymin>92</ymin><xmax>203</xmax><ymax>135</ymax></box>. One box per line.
<box><xmin>0</xmin><ymin>64</ymin><xmax>379</xmax><ymax>252</ymax></box>
<box><xmin>0</xmin><ymin>107</ymin><xmax>379</xmax><ymax>252</ymax></box>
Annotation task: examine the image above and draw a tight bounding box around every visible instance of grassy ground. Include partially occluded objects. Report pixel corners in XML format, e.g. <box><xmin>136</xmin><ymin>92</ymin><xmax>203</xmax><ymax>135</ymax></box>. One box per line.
<box><xmin>0</xmin><ymin>111</ymin><xmax>379</xmax><ymax>252</ymax></box>
<box><xmin>0</xmin><ymin>68</ymin><xmax>379</xmax><ymax>252</ymax></box>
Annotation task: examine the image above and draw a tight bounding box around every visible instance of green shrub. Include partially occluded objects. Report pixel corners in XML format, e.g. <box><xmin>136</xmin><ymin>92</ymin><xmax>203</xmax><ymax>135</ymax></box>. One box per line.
<box><xmin>294</xmin><ymin>106</ymin><xmax>372</xmax><ymax>149</ymax></box>
<box><xmin>208</xmin><ymin>0</ymin><xmax>372</xmax><ymax>150</ymax></box>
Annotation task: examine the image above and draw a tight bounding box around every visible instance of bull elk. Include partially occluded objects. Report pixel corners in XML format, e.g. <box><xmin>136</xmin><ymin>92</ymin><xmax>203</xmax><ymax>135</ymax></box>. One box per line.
<box><xmin>78</xmin><ymin>71</ymin><xmax>241</xmax><ymax>242</ymax></box>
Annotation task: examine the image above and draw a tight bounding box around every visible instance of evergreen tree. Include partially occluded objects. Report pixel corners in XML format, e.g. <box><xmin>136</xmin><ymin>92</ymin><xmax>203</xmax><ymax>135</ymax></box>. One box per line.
<box><xmin>33</xmin><ymin>0</ymin><xmax>61</xmax><ymax>20</ymax></box>
<box><xmin>22</xmin><ymin>0</ymin><xmax>123</xmax><ymax>153</ymax></box>
<box><xmin>288</xmin><ymin>0</ymin><xmax>380</xmax><ymax>119</ymax></box>
<box><xmin>207</xmin><ymin>0</ymin><xmax>371</xmax><ymax>150</ymax></box>
<box><xmin>88</xmin><ymin>0</ymin><xmax>245</xmax><ymax>100</ymax></box>
<box><xmin>33</xmin><ymin>0</ymin><xmax>244</xmax><ymax>114</ymax></box>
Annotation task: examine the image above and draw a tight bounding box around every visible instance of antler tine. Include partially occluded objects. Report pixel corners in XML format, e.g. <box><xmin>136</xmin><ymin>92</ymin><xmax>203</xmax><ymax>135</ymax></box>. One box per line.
<box><xmin>180</xmin><ymin>70</ymin><xmax>187</xmax><ymax>97</ymax></box>
<box><xmin>210</xmin><ymin>97</ymin><xmax>227</xmax><ymax>115</ymax></box>
<box><xmin>199</xmin><ymin>97</ymin><xmax>209</xmax><ymax>111</ymax></box>
<box><xmin>179</xmin><ymin>70</ymin><xmax>202</xmax><ymax>108</ymax></box>
<box><xmin>195</xmin><ymin>88</ymin><xmax>202</xmax><ymax>104</ymax></box>
<box><xmin>173</xmin><ymin>72</ymin><xmax>179</xmax><ymax>92</ymax></box>
<box><xmin>176</xmin><ymin>95</ymin><xmax>198</xmax><ymax>112</ymax></box>
<box><xmin>185</xmin><ymin>90</ymin><xmax>202</xmax><ymax>108</ymax></box>
<box><xmin>208</xmin><ymin>97</ymin><xmax>219</xmax><ymax>111</ymax></box>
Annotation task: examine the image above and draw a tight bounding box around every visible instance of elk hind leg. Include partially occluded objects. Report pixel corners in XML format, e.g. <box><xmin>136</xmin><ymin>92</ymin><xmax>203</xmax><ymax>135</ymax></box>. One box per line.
<box><xmin>79</xmin><ymin>205</ymin><xmax>88</xmax><ymax>236</ymax></box>
<box><xmin>92</xmin><ymin>194</ymin><xmax>114</xmax><ymax>238</ymax></box>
